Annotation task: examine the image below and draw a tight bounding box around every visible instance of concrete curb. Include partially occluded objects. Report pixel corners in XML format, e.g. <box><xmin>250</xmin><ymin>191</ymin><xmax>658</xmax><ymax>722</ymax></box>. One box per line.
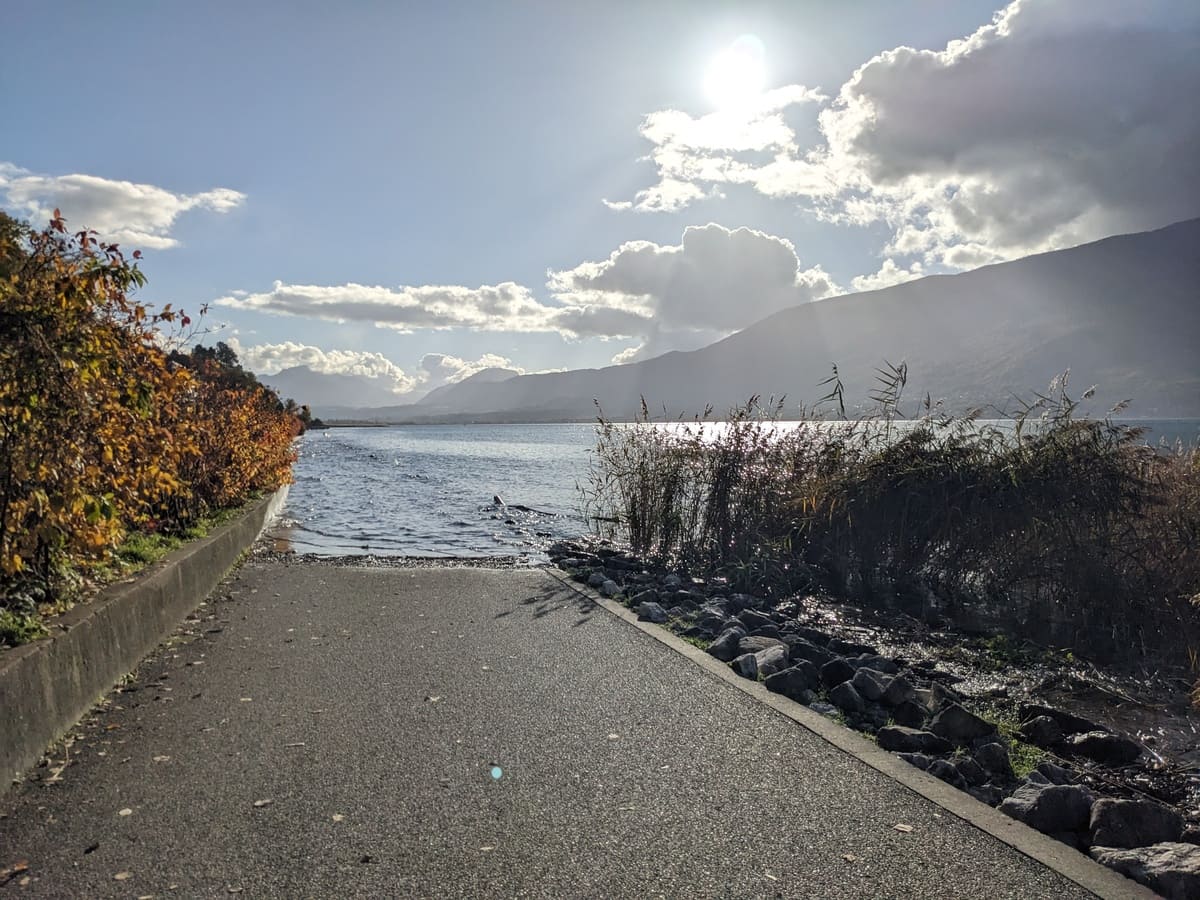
<box><xmin>547</xmin><ymin>568</ymin><xmax>1155</xmax><ymax>900</ymax></box>
<box><xmin>0</xmin><ymin>486</ymin><xmax>289</xmax><ymax>793</ymax></box>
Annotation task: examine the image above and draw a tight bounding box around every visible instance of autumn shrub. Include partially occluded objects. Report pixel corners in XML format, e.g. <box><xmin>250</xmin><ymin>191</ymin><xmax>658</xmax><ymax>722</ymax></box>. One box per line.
<box><xmin>0</xmin><ymin>213</ymin><xmax>298</xmax><ymax>639</ymax></box>
<box><xmin>585</xmin><ymin>368</ymin><xmax>1200</xmax><ymax>668</ymax></box>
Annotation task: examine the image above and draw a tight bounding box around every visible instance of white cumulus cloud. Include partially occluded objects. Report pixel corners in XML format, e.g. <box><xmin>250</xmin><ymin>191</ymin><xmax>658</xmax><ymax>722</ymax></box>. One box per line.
<box><xmin>0</xmin><ymin>162</ymin><xmax>244</xmax><ymax>249</ymax></box>
<box><xmin>850</xmin><ymin>259</ymin><xmax>924</xmax><ymax>293</ymax></box>
<box><xmin>228</xmin><ymin>339</ymin><xmax>419</xmax><ymax>395</ymax></box>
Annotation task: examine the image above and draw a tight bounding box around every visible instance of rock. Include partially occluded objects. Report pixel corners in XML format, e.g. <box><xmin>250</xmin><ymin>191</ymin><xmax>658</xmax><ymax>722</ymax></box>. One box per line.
<box><xmin>1089</xmin><ymin>843</ymin><xmax>1200</xmax><ymax>900</ymax></box>
<box><xmin>738</xmin><ymin>609</ymin><xmax>775</xmax><ymax>631</ymax></box>
<box><xmin>881</xmin><ymin>675</ymin><xmax>916</xmax><ymax>707</ymax></box>
<box><xmin>630</xmin><ymin>588</ymin><xmax>659</xmax><ymax>606</ymax></box>
<box><xmin>854</xmin><ymin>654</ymin><xmax>900</xmax><ymax>675</ymax></box>
<box><xmin>928</xmin><ymin>759</ymin><xmax>969</xmax><ymax>791</ymax></box>
<box><xmin>1065</xmin><ymin>731</ymin><xmax>1143</xmax><ymax>766</ymax></box>
<box><xmin>830</xmin><ymin>638</ymin><xmax>878</xmax><ymax>656</ymax></box>
<box><xmin>1090</xmin><ymin>799</ymin><xmax>1184</xmax><ymax>849</ymax></box>
<box><xmin>707</xmin><ymin>627</ymin><xmax>747</xmax><ymax>662</ymax></box>
<box><xmin>929</xmin><ymin>703</ymin><xmax>995</xmax><ymax>744</ymax></box>
<box><xmin>737</xmin><ymin>635</ymin><xmax>787</xmax><ymax>655</ymax></box>
<box><xmin>731</xmin><ymin>653</ymin><xmax>758</xmax><ymax>680</ymax></box>
<box><xmin>954</xmin><ymin>758</ymin><xmax>988</xmax><ymax>787</ymax></box>
<box><xmin>820</xmin><ymin>657</ymin><xmax>857</xmax><ymax>687</ymax></box>
<box><xmin>764</xmin><ymin>664</ymin><xmax>821</xmax><ymax>702</ymax></box>
<box><xmin>754</xmin><ymin>645</ymin><xmax>791</xmax><ymax>678</ymax></box>
<box><xmin>851</xmin><ymin>668</ymin><xmax>888</xmax><ymax>702</ymax></box>
<box><xmin>727</xmin><ymin>593</ymin><xmax>758</xmax><ymax>611</ymax></box>
<box><xmin>829</xmin><ymin>681</ymin><xmax>865</xmax><ymax>715</ymax></box>
<box><xmin>666</xmin><ymin>605</ymin><xmax>691</xmax><ymax>619</ymax></box>
<box><xmin>974</xmin><ymin>743</ymin><xmax>1014</xmax><ymax>780</ymax></box>
<box><xmin>662</xmin><ymin>574</ymin><xmax>683</xmax><ymax>588</ymax></box>
<box><xmin>1019</xmin><ymin>716</ymin><xmax>1064</xmax><ymax>748</ymax></box>
<box><xmin>793</xmin><ymin>626</ymin><xmax>832</xmax><ymax>646</ymax></box>
<box><xmin>1018</xmin><ymin>703</ymin><xmax>1103</xmax><ymax>737</ymax></box>
<box><xmin>559</xmin><ymin>557</ymin><xmax>582</xmax><ymax>568</ymax></box>
<box><xmin>1047</xmin><ymin>831</ymin><xmax>1088</xmax><ymax>851</ymax></box>
<box><xmin>809</xmin><ymin>701</ymin><xmax>839</xmax><ymax>718</ymax></box>
<box><xmin>875</xmin><ymin>726</ymin><xmax>953</xmax><ymax>754</ymax></box>
<box><xmin>785</xmin><ymin>638</ymin><xmax>835</xmax><ymax>669</ymax></box>
<box><xmin>1034</xmin><ymin>762</ymin><xmax>1074</xmax><ymax>786</ymax></box>
<box><xmin>636</xmin><ymin>601</ymin><xmax>669</xmax><ymax>623</ymax></box>
<box><xmin>892</xmin><ymin>699</ymin><xmax>928</xmax><ymax>728</ymax></box>
<box><xmin>749</xmin><ymin>624</ymin><xmax>782</xmax><ymax>639</ymax></box>
<box><xmin>998</xmin><ymin>782</ymin><xmax>1095</xmax><ymax>834</ymax></box>
<box><xmin>699</xmin><ymin>600</ymin><xmax>731</xmax><ymax>618</ymax></box>
<box><xmin>587</xmin><ymin>571</ymin><xmax>607</xmax><ymax>588</ymax></box>
<box><xmin>969</xmin><ymin>785</ymin><xmax>1005</xmax><ymax>808</ymax></box>
<box><xmin>898</xmin><ymin>752</ymin><xmax>931</xmax><ymax>771</ymax></box>
<box><xmin>599</xmin><ymin>580</ymin><xmax>622</xmax><ymax>598</ymax></box>
<box><xmin>1183</xmin><ymin>826</ymin><xmax>1200</xmax><ymax>847</ymax></box>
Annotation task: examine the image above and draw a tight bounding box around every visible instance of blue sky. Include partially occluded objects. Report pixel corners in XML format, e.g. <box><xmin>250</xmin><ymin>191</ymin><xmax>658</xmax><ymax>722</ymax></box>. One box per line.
<box><xmin>3</xmin><ymin>1</ymin><xmax>1197</xmax><ymax>400</ymax></box>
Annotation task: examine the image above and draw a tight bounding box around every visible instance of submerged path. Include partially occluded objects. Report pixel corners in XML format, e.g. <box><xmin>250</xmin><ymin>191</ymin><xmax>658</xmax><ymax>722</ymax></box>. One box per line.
<box><xmin>2</xmin><ymin>560</ymin><xmax>1102</xmax><ymax>897</ymax></box>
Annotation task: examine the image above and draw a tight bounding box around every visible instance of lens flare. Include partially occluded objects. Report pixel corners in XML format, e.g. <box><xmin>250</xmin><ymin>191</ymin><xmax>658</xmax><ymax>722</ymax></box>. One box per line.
<box><xmin>704</xmin><ymin>35</ymin><xmax>767</xmax><ymax>109</ymax></box>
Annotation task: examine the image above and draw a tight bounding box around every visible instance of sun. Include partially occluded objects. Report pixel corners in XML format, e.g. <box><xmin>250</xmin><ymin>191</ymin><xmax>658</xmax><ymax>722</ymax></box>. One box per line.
<box><xmin>703</xmin><ymin>35</ymin><xmax>767</xmax><ymax>110</ymax></box>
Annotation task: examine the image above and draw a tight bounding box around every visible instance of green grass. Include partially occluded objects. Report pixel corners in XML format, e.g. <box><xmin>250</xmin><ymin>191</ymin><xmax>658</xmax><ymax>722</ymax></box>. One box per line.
<box><xmin>0</xmin><ymin>608</ymin><xmax>49</xmax><ymax>645</ymax></box>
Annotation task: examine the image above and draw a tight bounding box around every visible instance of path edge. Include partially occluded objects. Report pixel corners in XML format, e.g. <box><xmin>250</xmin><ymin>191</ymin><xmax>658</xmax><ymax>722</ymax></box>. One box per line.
<box><xmin>546</xmin><ymin>568</ymin><xmax>1154</xmax><ymax>900</ymax></box>
<box><xmin>0</xmin><ymin>486</ymin><xmax>289</xmax><ymax>793</ymax></box>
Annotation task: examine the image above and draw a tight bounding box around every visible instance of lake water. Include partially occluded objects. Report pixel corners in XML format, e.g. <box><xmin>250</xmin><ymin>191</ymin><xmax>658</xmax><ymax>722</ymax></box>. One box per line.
<box><xmin>270</xmin><ymin>419</ymin><xmax>1199</xmax><ymax>559</ymax></box>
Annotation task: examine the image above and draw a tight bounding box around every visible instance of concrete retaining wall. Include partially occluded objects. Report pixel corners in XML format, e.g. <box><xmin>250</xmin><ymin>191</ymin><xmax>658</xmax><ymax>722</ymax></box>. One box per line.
<box><xmin>0</xmin><ymin>486</ymin><xmax>288</xmax><ymax>792</ymax></box>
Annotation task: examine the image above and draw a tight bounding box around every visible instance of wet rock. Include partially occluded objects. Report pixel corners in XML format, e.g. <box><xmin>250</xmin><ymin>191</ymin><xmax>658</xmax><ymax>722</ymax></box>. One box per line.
<box><xmin>829</xmin><ymin>681</ymin><xmax>865</xmax><ymax>715</ymax></box>
<box><xmin>998</xmin><ymin>782</ymin><xmax>1095</xmax><ymax>834</ymax></box>
<box><xmin>785</xmin><ymin>638</ymin><xmax>835</xmax><ymax>669</ymax></box>
<box><xmin>898</xmin><ymin>752</ymin><xmax>931</xmax><ymax>771</ymax></box>
<box><xmin>876</xmin><ymin>726</ymin><xmax>952</xmax><ymax>754</ymax></box>
<box><xmin>1019</xmin><ymin>716</ymin><xmax>1064</xmax><ymax>749</ymax></box>
<box><xmin>928</xmin><ymin>759</ymin><xmax>969</xmax><ymax>791</ymax></box>
<box><xmin>707</xmin><ymin>627</ymin><xmax>747</xmax><ymax>662</ymax></box>
<box><xmin>820</xmin><ymin>657</ymin><xmax>857</xmax><ymax>687</ymax></box>
<box><xmin>635</xmin><ymin>600</ymin><xmax>669</xmax><ymax>623</ymax></box>
<box><xmin>737</xmin><ymin>635</ymin><xmax>787</xmax><ymax>655</ymax></box>
<box><xmin>1089</xmin><ymin>843</ymin><xmax>1200</xmax><ymax>900</ymax></box>
<box><xmin>830</xmin><ymin>638</ymin><xmax>878</xmax><ymax>657</ymax></box>
<box><xmin>731</xmin><ymin>653</ymin><xmax>758</xmax><ymax>679</ymax></box>
<box><xmin>754</xmin><ymin>645</ymin><xmax>791</xmax><ymax>678</ymax></box>
<box><xmin>738</xmin><ymin>608</ymin><xmax>775</xmax><ymax>631</ymax></box>
<box><xmin>881</xmin><ymin>675</ymin><xmax>916</xmax><ymax>707</ymax></box>
<box><xmin>892</xmin><ymin>699</ymin><xmax>928</xmax><ymax>728</ymax></box>
<box><xmin>974</xmin><ymin>743</ymin><xmax>1014</xmax><ymax>781</ymax></box>
<box><xmin>929</xmin><ymin>703</ymin><xmax>996</xmax><ymax>744</ymax></box>
<box><xmin>1065</xmin><ymin>731</ymin><xmax>1143</xmax><ymax>766</ymax></box>
<box><xmin>1090</xmin><ymin>799</ymin><xmax>1184</xmax><ymax>849</ymax></box>
<box><xmin>851</xmin><ymin>668</ymin><xmax>888</xmax><ymax>703</ymax></box>
<box><xmin>1018</xmin><ymin>703</ymin><xmax>1103</xmax><ymax>737</ymax></box>
<box><xmin>1034</xmin><ymin>761</ymin><xmax>1074</xmax><ymax>786</ymax></box>
<box><xmin>764</xmin><ymin>664</ymin><xmax>821</xmax><ymax>702</ymax></box>
<box><xmin>854</xmin><ymin>654</ymin><xmax>899</xmax><ymax>675</ymax></box>
<box><xmin>955</xmin><ymin>757</ymin><xmax>988</xmax><ymax>787</ymax></box>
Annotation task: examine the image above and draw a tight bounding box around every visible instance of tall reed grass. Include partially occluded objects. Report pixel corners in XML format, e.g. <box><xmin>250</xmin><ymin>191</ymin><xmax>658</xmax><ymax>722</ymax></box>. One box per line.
<box><xmin>583</xmin><ymin>368</ymin><xmax>1200</xmax><ymax>668</ymax></box>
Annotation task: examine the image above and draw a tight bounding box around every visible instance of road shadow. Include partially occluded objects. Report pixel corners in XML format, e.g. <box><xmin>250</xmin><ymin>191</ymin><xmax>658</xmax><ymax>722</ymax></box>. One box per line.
<box><xmin>507</xmin><ymin>579</ymin><xmax>598</xmax><ymax>626</ymax></box>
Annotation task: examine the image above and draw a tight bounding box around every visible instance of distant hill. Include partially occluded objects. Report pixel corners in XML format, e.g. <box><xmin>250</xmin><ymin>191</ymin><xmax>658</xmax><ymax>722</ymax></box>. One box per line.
<box><xmin>418</xmin><ymin>366</ymin><xmax>520</xmax><ymax>407</ymax></box>
<box><xmin>378</xmin><ymin>218</ymin><xmax>1199</xmax><ymax>421</ymax></box>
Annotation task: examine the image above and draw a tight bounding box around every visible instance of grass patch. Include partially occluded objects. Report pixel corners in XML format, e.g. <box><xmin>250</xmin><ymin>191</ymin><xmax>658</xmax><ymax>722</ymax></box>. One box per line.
<box><xmin>0</xmin><ymin>608</ymin><xmax>49</xmax><ymax>645</ymax></box>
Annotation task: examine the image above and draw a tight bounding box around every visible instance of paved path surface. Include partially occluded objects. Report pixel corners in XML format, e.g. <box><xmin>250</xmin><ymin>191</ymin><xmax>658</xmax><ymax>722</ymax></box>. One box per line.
<box><xmin>1</xmin><ymin>560</ymin><xmax>1095</xmax><ymax>898</ymax></box>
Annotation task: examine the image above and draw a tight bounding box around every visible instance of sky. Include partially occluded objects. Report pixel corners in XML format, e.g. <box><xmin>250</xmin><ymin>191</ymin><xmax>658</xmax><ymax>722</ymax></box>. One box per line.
<box><xmin>2</xmin><ymin>1</ymin><xmax>1197</xmax><ymax>402</ymax></box>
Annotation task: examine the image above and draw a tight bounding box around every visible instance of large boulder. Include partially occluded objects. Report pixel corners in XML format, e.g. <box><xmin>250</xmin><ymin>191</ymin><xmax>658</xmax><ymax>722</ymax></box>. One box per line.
<box><xmin>785</xmin><ymin>638</ymin><xmax>835</xmax><ymax>669</ymax></box>
<box><xmin>820</xmin><ymin>657</ymin><xmax>857</xmax><ymax>687</ymax></box>
<box><xmin>737</xmin><ymin>635</ymin><xmax>787</xmax><ymax>655</ymax></box>
<box><xmin>636</xmin><ymin>600</ymin><xmax>669</xmax><ymax>623</ymax></box>
<box><xmin>754</xmin><ymin>645</ymin><xmax>791</xmax><ymax>678</ymax></box>
<box><xmin>707</xmin><ymin>626</ymin><xmax>747</xmax><ymax>662</ymax></box>
<box><xmin>731</xmin><ymin>653</ymin><xmax>759</xmax><ymax>680</ymax></box>
<box><xmin>1018</xmin><ymin>703</ymin><xmax>1103</xmax><ymax>736</ymax></box>
<box><xmin>1019</xmin><ymin>716</ymin><xmax>1064</xmax><ymax>749</ymax></box>
<box><xmin>929</xmin><ymin>703</ymin><xmax>996</xmax><ymax>744</ymax></box>
<box><xmin>927</xmin><ymin>759</ymin><xmax>969</xmax><ymax>791</ymax></box>
<box><xmin>1065</xmin><ymin>731</ymin><xmax>1144</xmax><ymax>766</ymax></box>
<box><xmin>1090</xmin><ymin>843</ymin><xmax>1200</xmax><ymax>900</ymax></box>
<box><xmin>881</xmin><ymin>675</ymin><xmax>916</xmax><ymax>708</ymax></box>
<box><xmin>974</xmin><ymin>743</ymin><xmax>1014</xmax><ymax>781</ymax></box>
<box><xmin>1090</xmin><ymin>799</ymin><xmax>1185</xmax><ymax>849</ymax></box>
<box><xmin>851</xmin><ymin>668</ymin><xmax>887</xmax><ymax>703</ymax></box>
<box><xmin>829</xmin><ymin>681</ymin><xmax>866</xmax><ymax>715</ymax></box>
<box><xmin>738</xmin><ymin>608</ymin><xmax>775</xmax><ymax>631</ymax></box>
<box><xmin>998</xmin><ymin>781</ymin><xmax>1095</xmax><ymax>834</ymax></box>
<box><xmin>764</xmin><ymin>664</ymin><xmax>820</xmax><ymax>702</ymax></box>
<box><xmin>875</xmin><ymin>726</ymin><xmax>952</xmax><ymax>754</ymax></box>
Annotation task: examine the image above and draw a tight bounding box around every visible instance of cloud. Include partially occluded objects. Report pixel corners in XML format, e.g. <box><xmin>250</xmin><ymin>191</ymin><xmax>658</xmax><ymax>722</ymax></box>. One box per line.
<box><xmin>228</xmin><ymin>339</ymin><xmax>419</xmax><ymax>395</ymax></box>
<box><xmin>215</xmin><ymin>280</ymin><xmax>562</xmax><ymax>333</ymax></box>
<box><xmin>0</xmin><ymin>163</ymin><xmax>244</xmax><ymax>249</ymax></box>
<box><xmin>850</xmin><ymin>258</ymin><xmax>924</xmax><ymax>293</ymax></box>
<box><xmin>548</xmin><ymin>223</ymin><xmax>839</xmax><ymax>358</ymax></box>
<box><xmin>220</xmin><ymin>225</ymin><xmax>839</xmax><ymax>361</ymax></box>
<box><xmin>614</xmin><ymin>1</ymin><xmax>1200</xmax><ymax>267</ymax></box>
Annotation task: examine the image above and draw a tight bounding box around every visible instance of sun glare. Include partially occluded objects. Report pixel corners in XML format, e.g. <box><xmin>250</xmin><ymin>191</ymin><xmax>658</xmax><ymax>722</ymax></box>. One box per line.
<box><xmin>704</xmin><ymin>35</ymin><xmax>767</xmax><ymax>110</ymax></box>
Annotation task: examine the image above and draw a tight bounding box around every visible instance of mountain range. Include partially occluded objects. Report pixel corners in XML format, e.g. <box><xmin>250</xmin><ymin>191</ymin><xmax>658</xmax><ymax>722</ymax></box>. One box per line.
<box><xmin>281</xmin><ymin>218</ymin><xmax>1200</xmax><ymax>422</ymax></box>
